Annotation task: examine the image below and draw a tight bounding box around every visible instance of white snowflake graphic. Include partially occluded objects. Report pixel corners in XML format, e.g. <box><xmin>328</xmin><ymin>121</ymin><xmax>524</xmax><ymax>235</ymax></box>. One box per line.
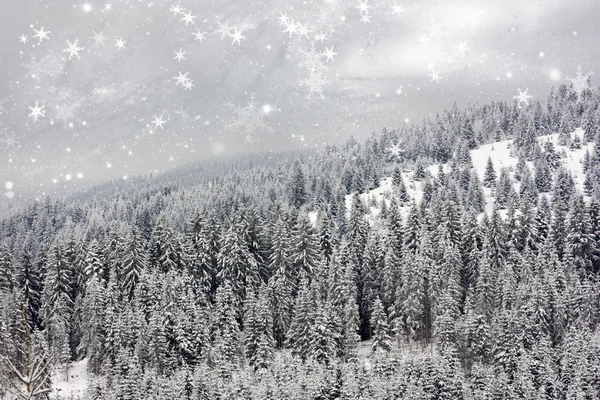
<box><xmin>429</xmin><ymin>70</ymin><xmax>442</xmax><ymax>83</ymax></box>
<box><xmin>151</xmin><ymin>115</ymin><xmax>166</xmax><ymax>129</ymax></box>
<box><xmin>357</xmin><ymin>0</ymin><xmax>372</xmax><ymax>24</ymax></box>
<box><xmin>513</xmin><ymin>88</ymin><xmax>533</xmax><ymax>107</ymax></box>
<box><xmin>455</xmin><ymin>40</ymin><xmax>469</xmax><ymax>57</ymax></box>
<box><xmin>230</xmin><ymin>28</ymin><xmax>245</xmax><ymax>45</ymax></box>
<box><xmin>181</xmin><ymin>11</ymin><xmax>196</xmax><ymax>26</ymax></box>
<box><xmin>1</xmin><ymin>129</ymin><xmax>18</xmax><ymax>149</ymax></box>
<box><xmin>225</xmin><ymin>96</ymin><xmax>272</xmax><ymax>141</ymax></box>
<box><xmin>33</xmin><ymin>26</ymin><xmax>51</xmax><ymax>43</ymax></box>
<box><xmin>91</xmin><ymin>31</ymin><xmax>107</xmax><ymax>47</ymax></box>
<box><xmin>170</xmin><ymin>4</ymin><xmax>183</xmax><ymax>15</ymax></box>
<box><xmin>63</xmin><ymin>39</ymin><xmax>84</xmax><ymax>60</ymax></box>
<box><xmin>391</xmin><ymin>3</ymin><xmax>405</xmax><ymax>16</ymax></box>
<box><xmin>297</xmin><ymin>45</ymin><xmax>333</xmax><ymax>99</ymax></box>
<box><xmin>566</xmin><ymin>65</ymin><xmax>593</xmax><ymax>97</ymax></box>
<box><xmin>193</xmin><ymin>30</ymin><xmax>206</xmax><ymax>42</ymax></box>
<box><xmin>28</xmin><ymin>102</ymin><xmax>45</xmax><ymax>121</ymax></box>
<box><xmin>115</xmin><ymin>37</ymin><xmax>126</xmax><ymax>50</ymax></box>
<box><xmin>174</xmin><ymin>49</ymin><xmax>187</xmax><ymax>62</ymax></box>
<box><xmin>174</xmin><ymin>72</ymin><xmax>194</xmax><ymax>90</ymax></box>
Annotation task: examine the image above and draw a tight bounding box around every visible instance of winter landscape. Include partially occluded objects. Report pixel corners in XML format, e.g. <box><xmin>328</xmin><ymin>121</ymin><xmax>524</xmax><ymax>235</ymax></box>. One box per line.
<box><xmin>2</xmin><ymin>0</ymin><xmax>600</xmax><ymax>399</ymax></box>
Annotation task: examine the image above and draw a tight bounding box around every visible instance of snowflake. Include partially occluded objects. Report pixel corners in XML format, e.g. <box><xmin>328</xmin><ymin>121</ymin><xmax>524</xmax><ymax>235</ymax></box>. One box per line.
<box><xmin>151</xmin><ymin>115</ymin><xmax>166</xmax><ymax>129</ymax></box>
<box><xmin>315</xmin><ymin>32</ymin><xmax>328</xmax><ymax>42</ymax></box>
<box><xmin>174</xmin><ymin>49</ymin><xmax>187</xmax><ymax>62</ymax></box>
<box><xmin>28</xmin><ymin>102</ymin><xmax>45</xmax><ymax>121</ymax></box>
<box><xmin>115</xmin><ymin>38</ymin><xmax>126</xmax><ymax>50</ymax></box>
<box><xmin>90</xmin><ymin>31</ymin><xmax>107</xmax><ymax>46</ymax></box>
<box><xmin>279</xmin><ymin>15</ymin><xmax>310</xmax><ymax>38</ymax></box>
<box><xmin>455</xmin><ymin>40</ymin><xmax>469</xmax><ymax>57</ymax></box>
<box><xmin>174</xmin><ymin>71</ymin><xmax>189</xmax><ymax>85</ymax></box>
<box><xmin>391</xmin><ymin>3</ymin><xmax>405</xmax><ymax>16</ymax></box>
<box><xmin>226</xmin><ymin>97</ymin><xmax>271</xmax><ymax>138</ymax></box>
<box><xmin>418</xmin><ymin>34</ymin><xmax>429</xmax><ymax>45</ymax></box>
<box><xmin>357</xmin><ymin>0</ymin><xmax>371</xmax><ymax>15</ymax></box>
<box><xmin>323</xmin><ymin>47</ymin><xmax>337</xmax><ymax>62</ymax></box>
<box><xmin>387</xmin><ymin>143</ymin><xmax>404</xmax><ymax>158</ymax></box>
<box><xmin>299</xmin><ymin>46</ymin><xmax>327</xmax><ymax>73</ymax></box>
<box><xmin>1</xmin><ymin>130</ymin><xmax>18</xmax><ymax>148</ymax></box>
<box><xmin>566</xmin><ymin>65</ymin><xmax>593</xmax><ymax>97</ymax></box>
<box><xmin>181</xmin><ymin>11</ymin><xmax>196</xmax><ymax>26</ymax></box>
<box><xmin>170</xmin><ymin>4</ymin><xmax>183</xmax><ymax>15</ymax></box>
<box><xmin>33</xmin><ymin>27</ymin><xmax>50</xmax><ymax>43</ymax></box>
<box><xmin>230</xmin><ymin>28</ymin><xmax>245</xmax><ymax>45</ymax></box>
<box><xmin>193</xmin><ymin>30</ymin><xmax>206</xmax><ymax>42</ymax></box>
<box><xmin>63</xmin><ymin>39</ymin><xmax>84</xmax><ymax>60</ymax></box>
<box><xmin>104</xmin><ymin>3</ymin><xmax>112</xmax><ymax>11</ymax></box>
<box><xmin>19</xmin><ymin>35</ymin><xmax>28</xmax><ymax>44</ymax></box>
<box><xmin>173</xmin><ymin>71</ymin><xmax>195</xmax><ymax>90</ymax></box>
<box><xmin>284</xmin><ymin>21</ymin><xmax>298</xmax><ymax>37</ymax></box>
<box><xmin>513</xmin><ymin>88</ymin><xmax>533</xmax><ymax>107</ymax></box>
<box><xmin>300</xmin><ymin>70</ymin><xmax>330</xmax><ymax>99</ymax></box>
<box><xmin>297</xmin><ymin>45</ymin><xmax>332</xmax><ymax>99</ymax></box>
<box><xmin>357</xmin><ymin>0</ymin><xmax>372</xmax><ymax>24</ymax></box>
<box><xmin>429</xmin><ymin>70</ymin><xmax>441</xmax><ymax>83</ymax></box>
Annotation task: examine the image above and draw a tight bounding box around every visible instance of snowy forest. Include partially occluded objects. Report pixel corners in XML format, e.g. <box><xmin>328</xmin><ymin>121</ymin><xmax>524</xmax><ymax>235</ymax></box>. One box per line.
<box><xmin>3</xmin><ymin>79</ymin><xmax>600</xmax><ymax>399</ymax></box>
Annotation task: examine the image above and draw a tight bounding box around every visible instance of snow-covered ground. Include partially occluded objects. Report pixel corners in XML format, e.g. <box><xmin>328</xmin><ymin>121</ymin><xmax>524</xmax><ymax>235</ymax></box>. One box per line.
<box><xmin>50</xmin><ymin>359</ymin><xmax>88</xmax><ymax>400</ymax></box>
<box><xmin>310</xmin><ymin>128</ymin><xmax>593</xmax><ymax>225</ymax></box>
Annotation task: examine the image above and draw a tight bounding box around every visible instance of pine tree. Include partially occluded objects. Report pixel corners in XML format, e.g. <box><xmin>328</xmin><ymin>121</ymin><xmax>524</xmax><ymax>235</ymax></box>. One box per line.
<box><xmin>243</xmin><ymin>287</ymin><xmax>275</xmax><ymax>370</ymax></box>
<box><xmin>370</xmin><ymin>298</ymin><xmax>392</xmax><ymax>353</ymax></box>
<box><xmin>186</xmin><ymin>213</ymin><xmax>217</xmax><ymax>295</ymax></box>
<box><xmin>78</xmin><ymin>276</ymin><xmax>106</xmax><ymax>374</ymax></box>
<box><xmin>291</xmin><ymin>214</ymin><xmax>322</xmax><ymax>281</ymax></box>
<box><xmin>15</xmin><ymin>245</ymin><xmax>42</xmax><ymax>330</ymax></box>
<box><xmin>566</xmin><ymin>195</ymin><xmax>596</xmax><ymax>272</ymax></box>
<box><xmin>120</xmin><ymin>227</ymin><xmax>147</xmax><ymax>300</ymax></box>
<box><xmin>483</xmin><ymin>157</ymin><xmax>496</xmax><ymax>188</ymax></box>
<box><xmin>289</xmin><ymin>160</ymin><xmax>308</xmax><ymax>208</ymax></box>
<box><xmin>413</xmin><ymin>162</ymin><xmax>426</xmax><ymax>181</ymax></box>
<box><xmin>211</xmin><ymin>283</ymin><xmax>242</xmax><ymax>377</ymax></box>
<box><xmin>217</xmin><ymin>219</ymin><xmax>259</xmax><ymax>302</ymax></box>
<box><xmin>286</xmin><ymin>279</ymin><xmax>314</xmax><ymax>359</ymax></box>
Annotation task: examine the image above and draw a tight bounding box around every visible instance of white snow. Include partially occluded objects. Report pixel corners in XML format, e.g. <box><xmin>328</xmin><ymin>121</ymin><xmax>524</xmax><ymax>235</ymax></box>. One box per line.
<box><xmin>50</xmin><ymin>359</ymin><xmax>88</xmax><ymax>400</ymax></box>
<box><xmin>310</xmin><ymin>128</ymin><xmax>593</xmax><ymax>226</ymax></box>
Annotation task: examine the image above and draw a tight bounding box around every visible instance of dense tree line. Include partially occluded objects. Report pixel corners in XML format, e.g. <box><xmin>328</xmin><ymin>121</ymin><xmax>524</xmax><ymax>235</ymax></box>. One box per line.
<box><xmin>2</xmin><ymin>80</ymin><xmax>600</xmax><ymax>398</ymax></box>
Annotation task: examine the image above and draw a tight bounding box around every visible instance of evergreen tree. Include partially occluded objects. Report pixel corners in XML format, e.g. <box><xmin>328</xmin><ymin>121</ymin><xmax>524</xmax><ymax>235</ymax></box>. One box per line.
<box><xmin>483</xmin><ymin>157</ymin><xmax>496</xmax><ymax>188</ymax></box>
<box><xmin>371</xmin><ymin>298</ymin><xmax>392</xmax><ymax>353</ymax></box>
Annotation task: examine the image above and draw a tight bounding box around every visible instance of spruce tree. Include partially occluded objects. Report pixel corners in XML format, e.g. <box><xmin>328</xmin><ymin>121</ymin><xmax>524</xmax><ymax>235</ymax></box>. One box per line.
<box><xmin>483</xmin><ymin>157</ymin><xmax>496</xmax><ymax>188</ymax></box>
<box><xmin>370</xmin><ymin>298</ymin><xmax>392</xmax><ymax>353</ymax></box>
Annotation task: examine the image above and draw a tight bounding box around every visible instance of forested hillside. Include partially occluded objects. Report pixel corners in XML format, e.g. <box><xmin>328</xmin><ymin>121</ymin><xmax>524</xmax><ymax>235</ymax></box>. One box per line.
<box><xmin>2</xmin><ymin>80</ymin><xmax>600</xmax><ymax>399</ymax></box>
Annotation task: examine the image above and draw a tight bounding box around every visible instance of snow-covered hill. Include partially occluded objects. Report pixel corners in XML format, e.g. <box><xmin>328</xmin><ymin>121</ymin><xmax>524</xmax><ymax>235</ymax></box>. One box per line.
<box><xmin>310</xmin><ymin>127</ymin><xmax>594</xmax><ymax>225</ymax></box>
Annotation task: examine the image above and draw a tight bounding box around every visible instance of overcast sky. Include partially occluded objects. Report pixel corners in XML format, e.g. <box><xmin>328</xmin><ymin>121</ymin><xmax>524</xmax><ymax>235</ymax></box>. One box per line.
<box><xmin>0</xmin><ymin>0</ymin><xmax>599</xmax><ymax>201</ymax></box>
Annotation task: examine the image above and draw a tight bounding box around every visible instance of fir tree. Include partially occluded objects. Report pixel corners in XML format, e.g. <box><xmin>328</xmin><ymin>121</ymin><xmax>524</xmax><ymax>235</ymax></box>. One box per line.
<box><xmin>483</xmin><ymin>157</ymin><xmax>497</xmax><ymax>188</ymax></box>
